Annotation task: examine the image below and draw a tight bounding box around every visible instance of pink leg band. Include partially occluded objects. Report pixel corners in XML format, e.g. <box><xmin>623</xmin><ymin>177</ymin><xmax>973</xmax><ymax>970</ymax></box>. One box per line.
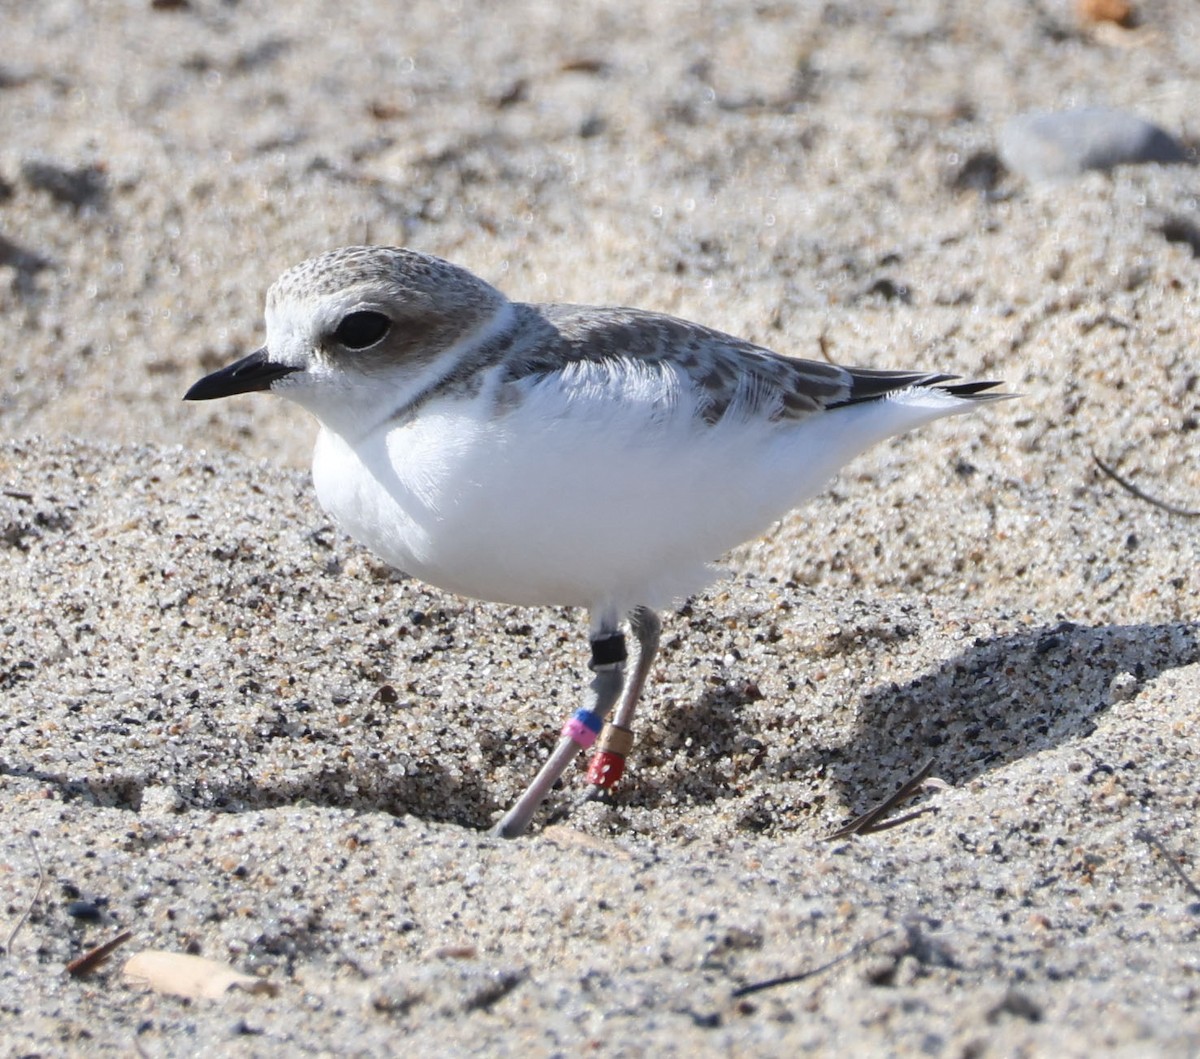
<box><xmin>562</xmin><ymin>709</ymin><xmax>603</xmax><ymax>748</ymax></box>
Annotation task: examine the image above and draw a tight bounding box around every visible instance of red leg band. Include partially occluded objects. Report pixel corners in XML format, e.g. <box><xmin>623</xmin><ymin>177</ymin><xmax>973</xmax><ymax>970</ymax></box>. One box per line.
<box><xmin>586</xmin><ymin>723</ymin><xmax>635</xmax><ymax>789</ymax></box>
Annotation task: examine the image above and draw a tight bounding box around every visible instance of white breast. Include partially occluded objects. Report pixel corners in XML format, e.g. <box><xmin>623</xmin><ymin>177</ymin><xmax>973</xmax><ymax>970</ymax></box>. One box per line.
<box><xmin>311</xmin><ymin>365</ymin><xmax>976</xmax><ymax>615</ymax></box>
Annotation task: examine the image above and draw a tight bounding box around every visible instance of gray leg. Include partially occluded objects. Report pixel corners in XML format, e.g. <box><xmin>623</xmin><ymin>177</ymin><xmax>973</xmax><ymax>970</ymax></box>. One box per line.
<box><xmin>584</xmin><ymin>607</ymin><xmax>661</xmax><ymax>794</ymax></box>
<box><xmin>490</xmin><ymin>629</ymin><xmax>627</xmax><ymax>839</ymax></box>
<box><xmin>612</xmin><ymin>607</ymin><xmax>661</xmax><ymax>729</ymax></box>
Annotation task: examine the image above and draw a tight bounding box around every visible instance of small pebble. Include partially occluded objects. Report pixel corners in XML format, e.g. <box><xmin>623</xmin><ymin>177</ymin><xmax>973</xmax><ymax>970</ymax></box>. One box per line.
<box><xmin>66</xmin><ymin>900</ymin><xmax>103</xmax><ymax>922</ymax></box>
<box><xmin>999</xmin><ymin>107</ymin><xmax>1186</xmax><ymax>182</ymax></box>
<box><xmin>1075</xmin><ymin>0</ymin><xmax>1134</xmax><ymax>27</ymax></box>
<box><xmin>139</xmin><ymin>785</ymin><xmax>184</xmax><ymax>816</ymax></box>
<box><xmin>1108</xmin><ymin>671</ymin><xmax>1140</xmax><ymax>704</ymax></box>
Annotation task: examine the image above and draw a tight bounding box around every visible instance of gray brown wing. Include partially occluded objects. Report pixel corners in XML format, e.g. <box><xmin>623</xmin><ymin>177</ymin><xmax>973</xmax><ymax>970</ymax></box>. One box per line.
<box><xmin>505</xmin><ymin>304</ymin><xmax>1002</xmax><ymax>424</ymax></box>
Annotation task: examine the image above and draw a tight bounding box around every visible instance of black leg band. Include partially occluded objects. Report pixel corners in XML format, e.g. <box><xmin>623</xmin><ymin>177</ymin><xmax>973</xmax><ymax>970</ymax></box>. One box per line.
<box><xmin>589</xmin><ymin>631</ymin><xmax>627</xmax><ymax>669</ymax></box>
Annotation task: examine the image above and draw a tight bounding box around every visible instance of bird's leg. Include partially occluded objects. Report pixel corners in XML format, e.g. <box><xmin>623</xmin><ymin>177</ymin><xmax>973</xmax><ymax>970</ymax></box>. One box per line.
<box><xmin>585</xmin><ymin>607</ymin><xmax>661</xmax><ymax>794</ymax></box>
<box><xmin>490</xmin><ymin>627</ymin><xmax>627</xmax><ymax>839</ymax></box>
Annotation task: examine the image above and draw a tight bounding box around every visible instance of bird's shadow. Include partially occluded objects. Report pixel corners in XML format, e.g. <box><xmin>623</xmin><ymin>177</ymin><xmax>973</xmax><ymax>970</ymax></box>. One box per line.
<box><xmin>10</xmin><ymin>619</ymin><xmax>1194</xmax><ymax>835</ymax></box>
<box><xmin>632</xmin><ymin>618</ymin><xmax>1199</xmax><ymax>820</ymax></box>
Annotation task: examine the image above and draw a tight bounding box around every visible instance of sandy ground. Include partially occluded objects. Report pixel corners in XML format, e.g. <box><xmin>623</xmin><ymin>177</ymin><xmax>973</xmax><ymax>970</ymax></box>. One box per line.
<box><xmin>2</xmin><ymin>0</ymin><xmax>1199</xmax><ymax>1054</ymax></box>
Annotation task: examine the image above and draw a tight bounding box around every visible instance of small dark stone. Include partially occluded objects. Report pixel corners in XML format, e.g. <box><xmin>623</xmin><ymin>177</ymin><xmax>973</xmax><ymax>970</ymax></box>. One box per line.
<box><xmin>230</xmin><ymin>38</ymin><xmax>290</xmax><ymax>75</ymax></box>
<box><xmin>494</xmin><ymin>79</ymin><xmax>528</xmax><ymax>108</ymax></box>
<box><xmin>950</xmin><ymin>150</ymin><xmax>1006</xmax><ymax>193</ymax></box>
<box><xmin>1160</xmin><ymin>217</ymin><xmax>1200</xmax><ymax>258</ymax></box>
<box><xmin>865</xmin><ymin>277</ymin><xmax>911</xmax><ymax>304</ymax></box>
<box><xmin>462</xmin><ymin>969</ymin><xmax>525</xmax><ymax>1012</ymax></box>
<box><xmin>579</xmin><ymin>115</ymin><xmax>606</xmax><ymax>139</ymax></box>
<box><xmin>67</xmin><ymin>900</ymin><xmax>103</xmax><ymax>922</ymax></box>
<box><xmin>988</xmin><ymin>988</ymin><xmax>1044</xmax><ymax>1023</ymax></box>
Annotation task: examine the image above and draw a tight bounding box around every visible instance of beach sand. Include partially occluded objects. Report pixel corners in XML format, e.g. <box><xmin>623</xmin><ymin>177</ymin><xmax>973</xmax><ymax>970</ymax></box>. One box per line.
<box><xmin>2</xmin><ymin>1</ymin><xmax>1198</xmax><ymax>1054</ymax></box>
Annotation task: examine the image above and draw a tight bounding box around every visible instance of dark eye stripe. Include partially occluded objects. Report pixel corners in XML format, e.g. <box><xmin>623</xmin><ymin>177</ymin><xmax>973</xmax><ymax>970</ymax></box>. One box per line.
<box><xmin>334</xmin><ymin>311</ymin><xmax>391</xmax><ymax>350</ymax></box>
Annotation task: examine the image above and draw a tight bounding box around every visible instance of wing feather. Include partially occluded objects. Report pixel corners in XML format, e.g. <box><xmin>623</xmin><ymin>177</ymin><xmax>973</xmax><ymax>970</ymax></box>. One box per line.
<box><xmin>499</xmin><ymin>304</ymin><xmax>1004</xmax><ymax>424</ymax></box>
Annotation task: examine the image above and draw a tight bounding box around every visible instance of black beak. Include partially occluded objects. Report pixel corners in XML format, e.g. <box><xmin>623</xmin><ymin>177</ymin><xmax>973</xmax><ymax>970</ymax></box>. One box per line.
<box><xmin>183</xmin><ymin>348</ymin><xmax>300</xmax><ymax>401</ymax></box>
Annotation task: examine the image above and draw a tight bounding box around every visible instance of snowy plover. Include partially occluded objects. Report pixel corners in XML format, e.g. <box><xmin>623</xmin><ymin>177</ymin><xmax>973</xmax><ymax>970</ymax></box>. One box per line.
<box><xmin>185</xmin><ymin>246</ymin><xmax>1008</xmax><ymax>837</ymax></box>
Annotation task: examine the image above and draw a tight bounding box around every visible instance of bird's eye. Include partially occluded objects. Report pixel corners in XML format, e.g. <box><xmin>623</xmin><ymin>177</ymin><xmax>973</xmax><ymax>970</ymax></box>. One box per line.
<box><xmin>333</xmin><ymin>311</ymin><xmax>390</xmax><ymax>350</ymax></box>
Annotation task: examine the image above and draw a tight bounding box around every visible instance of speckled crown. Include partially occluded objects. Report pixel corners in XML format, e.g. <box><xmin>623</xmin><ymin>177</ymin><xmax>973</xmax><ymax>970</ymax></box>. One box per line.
<box><xmin>266</xmin><ymin>246</ymin><xmax>507</xmax><ymax>319</ymax></box>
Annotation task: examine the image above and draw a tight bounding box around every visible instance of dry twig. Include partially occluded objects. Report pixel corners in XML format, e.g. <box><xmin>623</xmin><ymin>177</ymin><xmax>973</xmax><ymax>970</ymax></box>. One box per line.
<box><xmin>1092</xmin><ymin>453</ymin><xmax>1200</xmax><ymax>518</ymax></box>
<box><xmin>4</xmin><ymin>833</ymin><xmax>45</xmax><ymax>956</ymax></box>
<box><xmin>731</xmin><ymin>927</ymin><xmax>897</xmax><ymax>998</ymax></box>
<box><xmin>1135</xmin><ymin>827</ymin><xmax>1200</xmax><ymax>905</ymax></box>
<box><xmin>823</xmin><ymin>759</ymin><xmax>940</xmax><ymax>840</ymax></box>
<box><xmin>66</xmin><ymin>930</ymin><xmax>135</xmax><ymax>978</ymax></box>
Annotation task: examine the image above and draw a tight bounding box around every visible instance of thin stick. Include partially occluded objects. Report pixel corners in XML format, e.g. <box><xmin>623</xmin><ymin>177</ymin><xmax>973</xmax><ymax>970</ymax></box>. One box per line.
<box><xmin>1135</xmin><ymin>827</ymin><xmax>1200</xmax><ymax>904</ymax></box>
<box><xmin>1093</xmin><ymin>454</ymin><xmax>1200</xmax><ymax>518</ymax></box>
<box><xmin>823</xmin><ymin>759</ymin><xmax>937</xmax><ymax>840</ymax></box>
<box><xmin>4</xmin><ymin>833</ymin><xmax>45</xmax><ymax>956</ymax></box>
<box><xmin>731</xmin><ymin>927</ymin><xmax>897</xmax><ymax>998</ymax></box>
<box><xmin>848</xmin><ymin>806</ymin><xmax>938</xmax><ymax>835</ymax></box>
<box><xmin>65</xmin><ymin>929</ymin><xmax>134</xmax><ymax>977</ymax></box>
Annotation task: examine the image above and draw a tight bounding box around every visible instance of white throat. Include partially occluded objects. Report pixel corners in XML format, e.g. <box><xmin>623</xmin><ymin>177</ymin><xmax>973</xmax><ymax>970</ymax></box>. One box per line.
<box><xmin>274</xmin><ymin>298</ymin><xmax>517</xmax><ymax>444</ymax></box>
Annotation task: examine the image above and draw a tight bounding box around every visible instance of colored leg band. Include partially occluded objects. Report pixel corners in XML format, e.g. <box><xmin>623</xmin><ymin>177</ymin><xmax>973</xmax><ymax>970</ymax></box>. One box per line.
<box><xmin>589</xmin><ymin>632</ymin><xmax>627</xmax><ymax>669</ymax></box>
<box><xmin>586</xmin><ymin>724</ymin><xmax>635</xmax><ymax>789</ymax></box>
<box><xmin>586</xmin><ymin>751</ymin><xmax>626</xmax><ymax>788</ymax></box>
<box><xmin>596</xmin><ymin>722</ymin><xmax>635</xmax><ymax>757</ymax></box>
<box><xmin>562</xmin><ymin>708</ymin><xmax>604</xmax><ymax>748</ymax></box>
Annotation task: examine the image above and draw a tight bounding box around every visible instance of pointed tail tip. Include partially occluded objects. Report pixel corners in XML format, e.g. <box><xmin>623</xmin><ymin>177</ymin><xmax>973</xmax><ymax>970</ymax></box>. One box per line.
<box><xmin>938</xmin><ymin>379</ymin><xmax>1018</xmax><ymax>401</ymax></box>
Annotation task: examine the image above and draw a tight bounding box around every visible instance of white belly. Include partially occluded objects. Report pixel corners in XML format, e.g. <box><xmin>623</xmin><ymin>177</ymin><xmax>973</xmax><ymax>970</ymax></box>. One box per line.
<box><xmin>312</xmin><ymin>405</ymin><xmax>717</xmax><ymax>611</ymax></box>
<box><xmin>311</xmin><ymin>378</ymin><xmax>964</xmax><ymax>614</ymax></box>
